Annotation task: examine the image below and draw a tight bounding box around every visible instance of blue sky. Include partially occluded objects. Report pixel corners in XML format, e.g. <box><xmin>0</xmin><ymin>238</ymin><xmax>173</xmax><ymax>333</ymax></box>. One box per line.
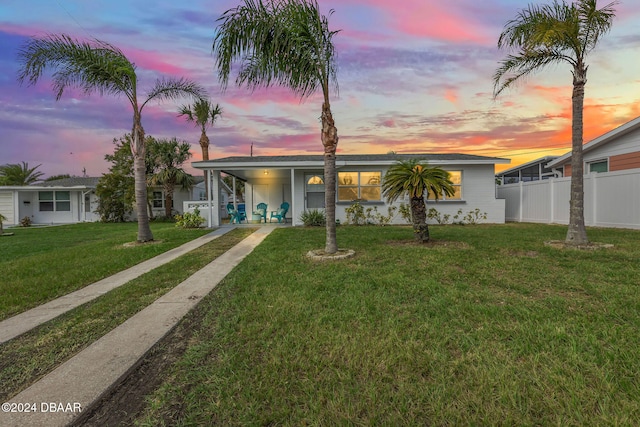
<box><xmin>1</xmin><ymin>0</ymin><xmax>639</xmax><ymax>177</ymax></box>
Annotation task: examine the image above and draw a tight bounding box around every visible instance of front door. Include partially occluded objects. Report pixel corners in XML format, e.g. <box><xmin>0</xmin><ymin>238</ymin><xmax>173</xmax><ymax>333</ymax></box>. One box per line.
<box><xmin>305</xmin><ymin>174</ymin><xmax>325</xmax><ymax>209</ymax></box>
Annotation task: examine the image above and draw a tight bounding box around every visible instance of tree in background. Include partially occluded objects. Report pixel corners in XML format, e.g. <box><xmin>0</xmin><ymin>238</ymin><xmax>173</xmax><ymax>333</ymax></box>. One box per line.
<box><xmin>96</xmin><ymin>135</ymin><xmax>136</xmax><ymax>222</ymax></box>
<box><xmin>179</xmin><ymin>99</ymin><xmax>223</xmax><ymax>198</ymax></box>
<box><xmin>147</xmin><ymin>138</ymin><xmax>194</xmax><ymax>218</ymax></box>
<box><xmin>213</xmin><ymin>0</ymin><xmax>340</xmax><ymax>253</ymax></box>
<box><xmin>493</xmin><ymin>0</ymin><xmax>617</xmax><ymax>245</ymax></box>
<box><xmin>382</xmin><ymin>159</ymin><xmax>455</xmax><ymax>243</ymax></box>
<box><xmin>17</xmin><ymin>33</ymin><xmax>205</xmax><ymax>242</ymax></box>
<box><xmin>0</xmin><ymin>162</ymin><xmax>44</xmax><ymax>185</ymax></box>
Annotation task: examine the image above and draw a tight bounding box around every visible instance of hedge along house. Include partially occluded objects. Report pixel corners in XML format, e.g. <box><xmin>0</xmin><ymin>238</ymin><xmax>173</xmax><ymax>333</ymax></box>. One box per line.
<box><xmin>192</xmin><ymin>153</ymin><xmax>510</xmax><ymax>227</ymax></box>
<box><xmin>0</xmin><ymin>177</ymin><xmax>100</xmax><ymax>226</ymax></box>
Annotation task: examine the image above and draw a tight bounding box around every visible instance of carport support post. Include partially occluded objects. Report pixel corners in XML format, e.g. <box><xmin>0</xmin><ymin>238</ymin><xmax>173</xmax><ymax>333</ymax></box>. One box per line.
<box><xmin>206</xmin><ymin>169</ymin><xmax>212</xmax><ymax>228</ymax></box>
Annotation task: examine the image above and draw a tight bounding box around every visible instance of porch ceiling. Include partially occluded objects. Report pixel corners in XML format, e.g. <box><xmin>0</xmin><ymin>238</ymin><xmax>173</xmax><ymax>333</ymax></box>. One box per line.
<box><xmin>222</xmin><ymin>167</ymin><xmax>295</xmax><ymax>181</ymax></box>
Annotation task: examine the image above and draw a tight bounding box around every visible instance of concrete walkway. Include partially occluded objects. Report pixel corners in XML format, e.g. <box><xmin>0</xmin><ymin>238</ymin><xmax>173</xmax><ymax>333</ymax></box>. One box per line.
<box><xmin>2</xmin><ymin>226</ymin><xmax>273</xmax><ymax>427</ymax></box>
<box><xmin>0</xmin><ymin>227</ymin><xmax>234</xmax><ymax>344</ymax></box>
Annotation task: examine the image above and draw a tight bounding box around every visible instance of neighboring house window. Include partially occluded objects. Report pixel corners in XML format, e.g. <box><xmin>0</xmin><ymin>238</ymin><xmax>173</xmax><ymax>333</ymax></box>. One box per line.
<box><xmin>588</xmin><ymin>159</ymin><xmax>608</xmax><ymax>173</ymax></box>
<box><xmin>337</xmin><ymin>171</ymin><xmax>381</xmax><ymax>202</ymax></box>
<box><xmin>39</xmin><ymin>191</ymin><xmax>71</xmax><ymax>212</ymax></box>
<box><xmin>198</xmin><ymin>190</ymin><xmax>206</xmax><ymax>201</ymax></box>
<box><xmin>84</xmin><ymin>193</ymin><xmax>91</xmax><ymax>212</ymax></box>
<box><xmin>153</xmin><ymin>191</ymin><xmax>164</xmax><ymax>208</ymax></box>
<box><xmin>427</xmin><ymin>171</ymin><xmax>462</xmax><ymax>200</ymax></box>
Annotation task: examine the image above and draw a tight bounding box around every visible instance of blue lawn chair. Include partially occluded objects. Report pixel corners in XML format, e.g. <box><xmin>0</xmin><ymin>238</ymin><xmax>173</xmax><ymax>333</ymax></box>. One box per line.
<box><xmin>270</xmin><ymin>202</ymin><xmax>290</xmax><ymax>223</ymax></box>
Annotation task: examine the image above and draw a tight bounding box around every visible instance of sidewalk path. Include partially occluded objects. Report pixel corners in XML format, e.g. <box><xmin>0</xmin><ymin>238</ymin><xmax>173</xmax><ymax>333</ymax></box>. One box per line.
<box><xmin>2</xmin><ymin>226</ymin><xmax>273</xmax><ymax>427</ymax></box>
<box><xmin>0</xmin><ymin>227</ymin><xmax>233</xmax><ymax>344</ymax></box>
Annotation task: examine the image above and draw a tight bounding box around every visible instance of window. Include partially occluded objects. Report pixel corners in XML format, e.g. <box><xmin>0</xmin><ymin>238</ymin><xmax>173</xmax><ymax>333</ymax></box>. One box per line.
<box><xmin>306</xmin><ymin>174</ymin><xmax>325</xmax><ymax>209</ymax></box>
<box><xmin>39</xmin><ymin>191</ymin><xmax>71</xmax><ymax>212</ymax></box>
<box><xmin>588</xmin><ymin>159</ymin><xmax>608</xmax><ymax>173</ymax></box>
<box><xmin>153</xmin><ymin>191</ymin><xmax>164</xmax><ymax>208</ymax></box>
<box><xmin>427</xmin><ymin>171</ymin><xmax>462</xmax><ymax>200</ymax></box>
<box><xmin>338</xmin><ymin>171</ymin><xmax>381</xmax><ymax>202</ymax></box>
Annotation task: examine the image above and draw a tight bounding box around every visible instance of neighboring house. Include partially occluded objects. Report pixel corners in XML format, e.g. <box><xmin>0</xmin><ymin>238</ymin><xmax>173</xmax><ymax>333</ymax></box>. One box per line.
<box><xmin>546</xmin><ymin>116</ymin><xmax>640</xmax><ymax>175</ymax></box>
<box><xmin>496</xmin><ymin>156</ymin><xmax>558</xmax><ymax>184</ymax></box>
<box><xmin>192</xmin><ymin>153</ymin><xmax>510</xmax><ymax>227</ymax></box>
<box><xmin>497</xmin><ymin>116</ymin><xmax>640</xmax><ymax>229</ymax></box>
<box><xmin>0</xmin><ymin>176</ymin><xmax>197</xmax><ymax>226</ymax></box>
<box><xmin>0</xmin><ymin>177</ymin><xmax>100</xmax><ymax>226</ymax></box>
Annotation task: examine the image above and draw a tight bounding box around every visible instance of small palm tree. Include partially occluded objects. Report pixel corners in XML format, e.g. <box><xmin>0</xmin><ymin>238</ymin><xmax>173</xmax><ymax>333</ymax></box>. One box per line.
<box><xmin>0</xmin><ymin>162</ymin><xmax>44</xmax><ymax>185</ymax></box>
<box><xmin>17</xmin><ymin>33</ymin><xmax>205</xmax><ymax>242</ymax></box>
<box><xmin>147</xmin><ymin>138</ymin><xmax>194</xmax><ymax>218</ymax></box>
<box><xmin>382</xmin><ymin>159</ymin><xmax>455</xmax><ymax>243</ymax></box>
<box><xmin>213</xmin><ymin>0</ymin><xmax>340</xmax><ymax>253</ymax></box>
<box><xmin>178</xmin><ymin>99</ymin><xmax>222</xmax><ymax>197</ymax></box>
<box><xmin>493</xmin><ymin>0</ymin><xmax>617</xmax><ymax>245</ymax></box>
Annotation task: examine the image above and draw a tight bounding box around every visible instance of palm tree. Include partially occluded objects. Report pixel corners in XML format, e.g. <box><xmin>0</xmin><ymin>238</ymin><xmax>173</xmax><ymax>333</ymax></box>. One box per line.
<box><xmin>0</xmin><ymin>162</ymin><xmax>44</xmax><ymax>185</ymax></box>
<box><xmin>493</xmin><ymin>0</ymin><xmax>617</xmax><ymax>245</ymax></box>
<box><xmin>213</xmin><ymin>0</ymin><xmax>340</xmax><ymax>253</ymax></box>
<box><xmin>382</xmin><ymin>159</ymin><xmax>455</xmax><ymax>243</ymax></box>
<box><xmin>0</xmin><ymin>213</ymin><xmax>6</xmax><ymax>235</ymax></box>
<box><xmin>147</xmin><ymin>138</ymin><xmax>194</xmax><ymax>218</ymax></box>
<box><xmin>178</xmin><ymin>99</ymin><xmax>223</xmax><ymax>197</ymax></box>
<box><xmin>17</xmin><ymin>33</ymin><xmax>205</xmax><ymax>242</ymax></box>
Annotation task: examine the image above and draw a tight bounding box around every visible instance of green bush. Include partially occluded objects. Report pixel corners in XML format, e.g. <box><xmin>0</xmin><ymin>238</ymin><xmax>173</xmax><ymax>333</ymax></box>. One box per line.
<box><xmin>175</xmin><ymin>208</ymin><xmax>205</xmax><ymax>228</ymax></box>
<box><xmin>346</xmin><ymin>202</ymin><xmax>398</xmax><ymax>226</ymax></box>
<box><xmin>300</xmin><ymin>209</ymin><xmax>326</xmax><ymax>226</ymax></box>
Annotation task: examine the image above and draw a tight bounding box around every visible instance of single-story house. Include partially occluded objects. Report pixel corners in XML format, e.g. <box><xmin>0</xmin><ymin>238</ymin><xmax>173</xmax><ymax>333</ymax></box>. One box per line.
<box><xmin>546</xmin><ymin>115</ymin><xmax>640</xmax><ymax>175</ymax></box>
<box><xmin>496</xmin><ymin>156</ymin><xmax>559</xmax><ymax>184</ymax></box>
<box><xmin>0</xmin><ymin>176</ymin><xmax>201</xmax><ymax>226</ymax></box>
<box><xmin>0</xmin><ymin>177</ymin><xmax>100</xmax><ymax>226</ymax></box>
<box><xmin>192</xmin><ymin>153</ymin><xmax>510</xmax><ymax>227</ymax></box>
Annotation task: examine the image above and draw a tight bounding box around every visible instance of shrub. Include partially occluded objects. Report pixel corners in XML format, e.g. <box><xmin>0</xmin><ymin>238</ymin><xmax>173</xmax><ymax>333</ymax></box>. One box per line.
<box><xmin>346</xmin><ymin>202</ymin><xmax>398</xmax><ymax>226</ymax></box>
<box><xmin>345</xmin><ymin>202</ymin><xmax>366</xmax><ymax>225</ymax></box>
<box><xmin>426</xmin><ymin>208</ymin><xmax>487</xmax><ymax>225</ymax></box>
<box><xmin>463</xmin><ymin>208</ymin><xmax>488</xmax><ymax>225</ymax></box>
<box><xmin>174</xmin><ymin>208</ymin><xmax>205</xmax><ymax>228</ymax></box>
<box><xmin>20</xmin><ymin>216</ymin><xmax>32</xmax><ymax>227</ymax></box>
<box><xmin>398</xmin><ymin>203</ymin><xmax>412</xmax><ymax>224</ymax></box>
<box><xmin>300</xmin><ymin>209</ymin><xmax>326</xmax><ymax>226</ymax></box>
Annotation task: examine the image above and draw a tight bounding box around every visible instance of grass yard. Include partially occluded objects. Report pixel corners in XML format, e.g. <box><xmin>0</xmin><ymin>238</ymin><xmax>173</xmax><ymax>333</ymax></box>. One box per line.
<box><xmin>137</xmin><ymin>223</ymin><xmax>640</xmax><ymax>426</ymax></box>
<box><xmin>0</xmin><ymin>227</ymin><xmax>256</xmax><ymax>402</ymax></box>
<box><xmin>0</xmin><ymin>222</ymin><xmax>210</xmax><ymax>320</ymax></box>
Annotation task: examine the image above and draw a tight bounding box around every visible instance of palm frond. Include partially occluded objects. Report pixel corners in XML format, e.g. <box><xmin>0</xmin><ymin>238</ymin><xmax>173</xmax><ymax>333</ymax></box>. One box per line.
<box><xmin>213</xmin><ymin>0</ymin><xmax>339</xmax><ymax>102</ymax></box>
<box><xmin>142</xmin><ymin>77</ymin><xmax>206</xmax><ymax>111</ymax></box>
<box><xmin>17</xmin><ymin>33</ymin><xmax>136</xmax><ymax>102</ymax></box>
<box><xmin>494</xmin><ymin>0</ymin><xmax>617</xmax><ymax>98</ymax></box>
<box><xmin>382</xmin><ymin>159</ymin><xmax>455</xmax><ymax>204</ymax></box>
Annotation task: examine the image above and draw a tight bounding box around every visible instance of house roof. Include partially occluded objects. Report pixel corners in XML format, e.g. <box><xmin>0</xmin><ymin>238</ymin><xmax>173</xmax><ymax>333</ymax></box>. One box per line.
<box><xmin>495</xmin><ymin>156</ymin><xmax>558</xmax><ymax>177</ymax></box>
<box><xmin>193</xmin><ymin>153</ymin><xmax>510</xmax><ymax>170</ymax></box>
<box><xmin>0</xmin><ymin>177</ymin><xmax>101</xmax><ymax>191</ymax></box>
<box><xmin>546</xmin><ymin>116</ymin><xmax>640</xmax><ymax>169</ymax></box>
<box><xmin>38</xmin><ymin>177</ymin><xmax>101</xmax><ymax>188</ymax></box>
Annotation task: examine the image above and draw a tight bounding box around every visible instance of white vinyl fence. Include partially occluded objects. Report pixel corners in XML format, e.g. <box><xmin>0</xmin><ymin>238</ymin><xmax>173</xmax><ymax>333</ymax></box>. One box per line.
<box><xmin>497</xmin><ymin>168</ymin><xmax>640</xmax><ymax>229</ymax></box>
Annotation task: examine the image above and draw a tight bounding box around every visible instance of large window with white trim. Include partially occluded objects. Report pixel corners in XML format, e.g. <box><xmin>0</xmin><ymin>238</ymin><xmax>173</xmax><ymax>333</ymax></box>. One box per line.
<box><xmin>427</xmin><ymin>171</ymin><xmax>462</xmax><ymax>200</ymax></box>
<box><xmin>39</xmin><ymin>191</ymin><xmax>71</xmax><ymax>212</ymax></box>
<box><xmin>338</xmin><ymin>171</ymin><xmax>381</xmax><ymax>202</ymax></box>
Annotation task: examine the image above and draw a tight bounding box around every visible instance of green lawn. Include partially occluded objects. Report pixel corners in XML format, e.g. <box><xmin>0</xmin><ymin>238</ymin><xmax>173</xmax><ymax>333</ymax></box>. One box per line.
<box><xmin>138</xmin><ymin>224</ymin><xmax>640</xmax><ymax>426</ymax></box>
<box><xmin>0</xmin><ymin>222</ymin><xmax>210</xmax><ymax>320</ymax></box>
<box><xmin>0</xmin><ymin>227</ymin><xmax>256</xmax><ymax>402</ymax></box>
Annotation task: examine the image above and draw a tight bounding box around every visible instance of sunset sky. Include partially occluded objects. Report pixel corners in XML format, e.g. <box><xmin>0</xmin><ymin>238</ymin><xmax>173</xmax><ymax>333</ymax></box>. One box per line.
<box><xmin>1</xmin><ymin>0</ymin><xmax>639</xmax><ymax>178</ymax></box>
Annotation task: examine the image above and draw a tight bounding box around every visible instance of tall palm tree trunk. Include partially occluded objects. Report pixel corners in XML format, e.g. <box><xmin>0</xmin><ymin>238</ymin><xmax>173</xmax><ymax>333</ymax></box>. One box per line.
<box><xmin>132</xmin><ymin>117</ymin><xmax>154</xmax><ymax>242</ymax></box>
<box><xmin>322</xmin><ymin>100</ymin><xmax>338</xmax><ymax>254</ymax></box>
<box><xmin>200</xmin><ymin>132</ymin><xmax>210</xmax><ymax>198</ymax></box>
<box><xmin>164</xmin><ymin>181</ymin><xmax>175</xmax><ymax>218</ymax></box>
<box><xmin>411</xmin><ymin>197</ymin><xmax>429</xmax><ymax>242</ymax></box>
<box><xmin>566</xmin><ymin>66</ymin><xmax>588</xmax><ymax>245</ymax></box>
